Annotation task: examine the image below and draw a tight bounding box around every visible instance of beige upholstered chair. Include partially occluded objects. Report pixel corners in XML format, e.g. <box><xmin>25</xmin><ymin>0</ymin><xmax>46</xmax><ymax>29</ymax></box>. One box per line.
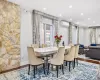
<box><xmin>66</xmin><ymin>43</ymin><xmax>74</xmax><ymax>55</ymax></box>
<box><xmin>64</xmin><ymin>46</ymin><xmax>76</xmax><ymax>71</ymax></box>
<box><xmin>48</xmin><ymin>47</ymin><xmax>65</xmax><ymax>78</ymax></box>
<box><xmin>31</xmin><ymin>44</ymin><xmax>41</xmax><ymax>57</ymax></box>
<box><xmin>42</xmin><ymin>44</ymin><xmax>47</xmax><ymax>48</ymax></box>
<box><xmin>74</xmin><ymin>45</ymin><xmax>79</xmax><ymax>67</ymax></box>
<box><xmin>27</xmin><ymin>47</ymin><xmax>45</xmax><ymax>78</ymax></box>
<box><xmin>31</xmin><ymin>44</ymin><xmax>39</xmax><ymax>48</ymax></box>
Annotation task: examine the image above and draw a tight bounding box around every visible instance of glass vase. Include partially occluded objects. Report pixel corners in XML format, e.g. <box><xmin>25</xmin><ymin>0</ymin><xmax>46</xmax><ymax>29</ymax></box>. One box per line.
<box><xmin>56</xmin><ymin>43</ymin><xmax>59</xmax><ymax>47</ymax></box>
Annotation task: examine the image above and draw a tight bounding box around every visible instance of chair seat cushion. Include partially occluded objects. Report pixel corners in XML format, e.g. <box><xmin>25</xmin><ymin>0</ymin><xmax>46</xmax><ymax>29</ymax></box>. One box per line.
<box><xmin>48</xmin><ymin>59</ymin><xmax>63</xmax><ymax>65</ymax></box>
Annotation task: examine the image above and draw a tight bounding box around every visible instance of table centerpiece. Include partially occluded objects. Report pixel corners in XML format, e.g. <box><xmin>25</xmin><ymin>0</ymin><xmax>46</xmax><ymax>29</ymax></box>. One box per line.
<box><xmin>54</xmin><ymin>34</ymin><xmax>62</xmax><ymax>47</ymax></box>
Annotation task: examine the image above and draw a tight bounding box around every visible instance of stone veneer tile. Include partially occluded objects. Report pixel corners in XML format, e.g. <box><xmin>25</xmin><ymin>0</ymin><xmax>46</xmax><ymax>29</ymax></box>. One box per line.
<box><xmin>0</xmin><ymin>0</ymin><xmax>20</xmax><ymax>72</ymax></box>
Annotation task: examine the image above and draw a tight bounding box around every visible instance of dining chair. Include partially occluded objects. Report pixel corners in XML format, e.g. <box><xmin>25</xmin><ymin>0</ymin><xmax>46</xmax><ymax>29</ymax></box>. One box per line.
<box><xmin>64</xmin><ymin>46</ymin><xmax>76</xmax><ymax>71</ymax></box>
<box><xmin>31</xmin><ymin>44</ymin><xmax>39</xmax><ymax>48</ymax></box>
<box><xmin>74</xmin><ymin>45</ymin><xmax>79</xmax><ymax>67</ymax></box>
<box><xmin>48</xmin><ymin>47</ymin><xmax>65</xmax><ymax>78</ymax></box>
<box><xmin>42</xmin><ymin>44</ymin><xmax>47</xmax><ymax>48</ymax></box>
<box><xmin>66</xmin><ymin>43</ymin><xmax>74</xmax><ymax>56</ymax></box>
<box><xmin>31</xmin><ymin>44</ymin><xmax>41</xmax><ymax>57</ymax></box>
<box><xmin>27</xmin><ymin>47</ymin><xmax>45</xmax><ymax>78</ymax></box>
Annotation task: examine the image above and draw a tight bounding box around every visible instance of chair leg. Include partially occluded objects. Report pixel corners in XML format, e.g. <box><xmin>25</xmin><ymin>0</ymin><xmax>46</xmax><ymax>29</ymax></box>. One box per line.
<box><xmin>47</xmin><ymin>63</ymin><xmax>50</xmax><ymax>74</ymax></box>
<box><xmin>56</xmin><ymin>66</ymin><xmax>59</xmax><ymax>78</ymax></box>
<box><xmin>51</xmin><ymin>64</ymin><xmax>53</xmax><ymax>70</ymax></box>
<box><xmin>69</xmin><ymin>61</ymin><xmax>71</xmax><ymax>72</ymax></box>
<box><xmin>60</xmin><ymin>65</ymin><xmax>61</xmax><ymax>69</ymax></box>
<box><xmin>28</xmin><ymin>64</ymin><xmax>30</xmax><ymax>75</ymax></box>
<box><xmin>33</xmin><ymin>66</ymin><xmax>36</xmax><ymax>78</ymax></box>
<box><xmin>74</xmin><ymin>58</ymin><xmax>76</xmax><ymax>68</ymax></box>
<box><xmin>76</xmin><ymin>59</ymin><xmax>78</xmax><ymax>66</ymax></box>
<box><xmin>43</xmin><ymin>63</ymin><xmax>45</xmax><ymax>74</ymax></box>
<box><xmin>72</xmin><ymin>61</ymin><xmax>75</xmax><ymax>69</ymax></box>
<box><xmin>62</xmin><ymin>65</ymin><xmax>64</xmax><ymax>74</ymax></box>
<box><xmin>36</xmin><ymin>66</ymin><xmax>37</xmax><ymax>74</ymax></box>
<box><xmin>66</xmin><ymin>61</ymin><xmax>67</xmax><ymax>66</ymax></box>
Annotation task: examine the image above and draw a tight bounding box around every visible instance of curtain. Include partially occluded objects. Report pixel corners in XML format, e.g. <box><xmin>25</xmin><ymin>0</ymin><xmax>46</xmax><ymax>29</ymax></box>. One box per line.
<box><xmin>90</xmin><ymin>28</ymin><xmax>96</xmax><ymax>44</ymax></box>
<box><xmin>33</xmin><ymin>11</ymin><xmax>43</xmax><ymax>46</ymax></box>
<box><xmin>68</xmin><ymin>22</ymin><xmax>72</xmax><ymax>44</ymax></box>
<box><xmin>52</xmin><ymin>20</ymin><xmax>58</xmax><ymax>35</ymax></box>
<box><xmin>52</xmin><ymin>20</ymin><xmax>58</xmax><ymax>46</ymax></box>
<box><xmin>77</xmin><ymin>27</ymin><xmax>79</xmax><ymax>44</ymax></box>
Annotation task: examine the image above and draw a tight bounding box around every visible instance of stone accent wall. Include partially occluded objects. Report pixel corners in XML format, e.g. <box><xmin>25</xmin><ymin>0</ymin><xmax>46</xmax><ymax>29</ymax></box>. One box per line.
<box><xmin>0</xmin><ymin>0</ymin><xmax>20</xmax><ymax>72</ymax></box>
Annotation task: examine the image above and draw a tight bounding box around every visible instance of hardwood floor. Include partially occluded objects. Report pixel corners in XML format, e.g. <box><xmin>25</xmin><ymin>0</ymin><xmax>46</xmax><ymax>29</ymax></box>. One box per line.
<box><xmin>77</xmin><ymin>57</ymin><xmax>100</xmax><ymax>64</ymax></box>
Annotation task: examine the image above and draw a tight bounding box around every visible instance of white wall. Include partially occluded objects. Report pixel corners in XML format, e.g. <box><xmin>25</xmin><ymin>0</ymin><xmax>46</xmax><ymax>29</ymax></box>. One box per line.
<box><xmin>20</xmin><ymin>9</ymin><xmax>33</xmax><ymax>65</ymax></box>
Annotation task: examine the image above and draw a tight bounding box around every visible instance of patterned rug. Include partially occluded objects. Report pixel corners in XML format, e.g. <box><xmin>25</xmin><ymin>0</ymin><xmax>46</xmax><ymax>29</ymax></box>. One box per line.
<box><xmin>0</xmin><ymin>61</ymin><xmax>99</xmax><ymax>80</ymax></box>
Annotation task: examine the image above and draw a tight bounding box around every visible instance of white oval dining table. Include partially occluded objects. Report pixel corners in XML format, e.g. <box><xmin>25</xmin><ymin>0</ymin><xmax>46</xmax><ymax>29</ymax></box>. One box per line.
<box><xmin>34</xmin><ymin>46</ymin><xmax>71</xmax><ymax>56</ymax></box>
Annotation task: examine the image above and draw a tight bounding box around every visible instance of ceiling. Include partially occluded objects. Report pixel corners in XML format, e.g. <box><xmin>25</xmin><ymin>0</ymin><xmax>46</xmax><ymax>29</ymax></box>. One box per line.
<box><xmin>8</xmin><ymin>0</ymin><xmax>100</xmax><ymax>27</ymax></box>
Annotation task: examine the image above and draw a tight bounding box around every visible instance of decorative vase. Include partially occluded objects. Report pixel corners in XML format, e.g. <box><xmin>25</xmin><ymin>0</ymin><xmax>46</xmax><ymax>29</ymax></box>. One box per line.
<box><xmin>56</xmin><ymin>42</ymin><xmax>59</xmax><ymax>47</ymax></box>
<box><xmin>54</xmin><ymin>34</ymin><xmax>62</xmax><ymax>48</ymax></box>
<box><xmin>57</xmin><ymin>43</ymin><xmax>59</xmax><ymax>47</ymax></box>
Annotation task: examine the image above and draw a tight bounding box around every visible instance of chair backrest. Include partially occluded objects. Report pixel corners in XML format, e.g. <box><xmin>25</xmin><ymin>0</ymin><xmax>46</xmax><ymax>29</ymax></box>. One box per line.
<box><xmin>75</xmin><ymin>45</ymin><xmax>79</xmax><ymax>58</ymax></box>
<box><xmin>69</xmin><ymin>43</ymin><xmax>74</xmax><ymax>46</ymax></box>
<box><xmin>65</xmin><ymin>46</ymin><xmax>76</xmax><ymax>61</ymax></box>
<box><xmin>27</xmin><ymin>47</ymin><xmax>39</xmax><ymax>65</ymax></box>
<box><xmin>42</xmin><ymin>44</ymin><xmax>47</xmax><ymax>48</ymax></box>
<box><xmin>53</xmin><ymin>47</ymin><xmax>65</xmax><ymax>64</ymax></box>
<box><xmin>31</xmin><ymin>44</ymin><xmax>39</xmax><ymax>48</ymax></box>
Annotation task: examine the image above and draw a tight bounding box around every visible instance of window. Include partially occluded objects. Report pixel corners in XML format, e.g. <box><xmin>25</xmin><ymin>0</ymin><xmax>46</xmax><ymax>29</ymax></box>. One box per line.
<box><xmin>43</xmin><ymin>24</ymin><xmax>53</xmax><ymax>46</ymax></box>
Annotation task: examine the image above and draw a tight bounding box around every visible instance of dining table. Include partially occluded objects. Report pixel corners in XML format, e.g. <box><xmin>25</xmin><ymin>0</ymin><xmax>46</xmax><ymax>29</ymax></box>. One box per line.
<box><xmin>34</xmin><ymin>46</ymin><xmax>71</xmax><ymax>75</ymax></box>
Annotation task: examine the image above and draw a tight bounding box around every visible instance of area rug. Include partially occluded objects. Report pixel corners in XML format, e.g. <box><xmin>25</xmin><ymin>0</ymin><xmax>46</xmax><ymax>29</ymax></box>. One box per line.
<box><xmin>0</xmin><ymin>61</ymin><xmax>99</xmax><ymax>80</ymax></box>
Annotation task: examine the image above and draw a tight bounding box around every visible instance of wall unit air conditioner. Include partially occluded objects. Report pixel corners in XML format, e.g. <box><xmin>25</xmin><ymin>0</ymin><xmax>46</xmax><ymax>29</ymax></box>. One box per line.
<box><xmin>60</xmin><ymin>21</ymin><xmax>69</xmax><ymax>27</ymax></box>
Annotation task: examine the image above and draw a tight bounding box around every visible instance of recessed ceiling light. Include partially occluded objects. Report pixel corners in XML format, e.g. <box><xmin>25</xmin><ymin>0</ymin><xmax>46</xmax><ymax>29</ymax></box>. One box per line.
<box><xmin>43</xmin><ymin>8</ymin><xmax>47</xmax><ymax>10</ymax></box>
<box><xmin>59</xmin><ymin>14</ymin><xmax>62</xmax><ymax>17</ymax></box>
<box><xmin>81</xmin><ymin>13</ymin><xmax>84</xmax><ymax>16</ymax></box>
<box><xmin>93</xmin><ymin>21</ymin><xmax>95</xmax><ymax>23</ymax></box>
<box><xmin>88</xmin><ymin>18</ymin><xmax>90</xmax><ymax>20</ymax></box>
<box><xmin>69</xmin><ymin>5</ymin><xmax>72</xmax><ymax>8</ymax></box>
<box><xmin>69</xmin><ymin>18</ymin><xmax>72</xmax><ymax>21</ymax></box>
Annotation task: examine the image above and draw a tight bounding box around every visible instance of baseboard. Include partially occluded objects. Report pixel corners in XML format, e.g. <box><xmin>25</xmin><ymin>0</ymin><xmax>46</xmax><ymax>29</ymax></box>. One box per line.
<box><xmin>0</xmin><ymin>64</ymin><xmax>29</xmax><ymax>74</ymax></box>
